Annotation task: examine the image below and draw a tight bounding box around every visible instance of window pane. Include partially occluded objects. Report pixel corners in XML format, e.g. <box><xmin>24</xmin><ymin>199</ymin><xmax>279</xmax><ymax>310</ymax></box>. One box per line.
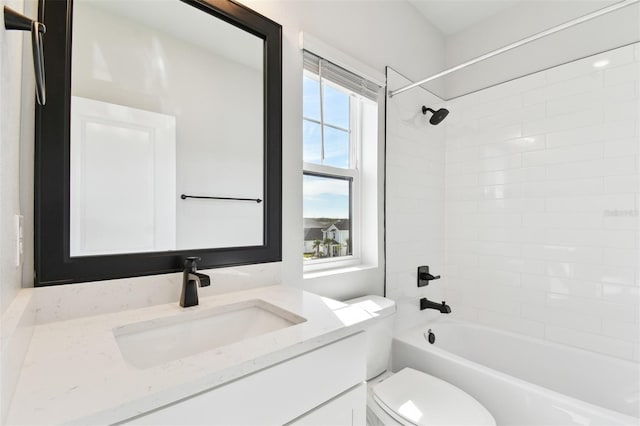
<box><xmin>303</xmin><ymin>120</ymin><xmax>322</xmax><ymax>164</ymax></box>
<box><xmin>303</xmin><ymin>74</ymin><xmax>320</xmax><ymax>121</ymax></box>
<box><xmin>303</xmin><ymin>174</ymin><xmax>351</xmax><ymax>260</ymax></box>
<box><xmin>323</xmin><ymin>127</ymin><xmax>349</xmax><ymax>168</ymax></box>
<box><xmin>323</xmin><ymin>84</ymin><xmax>350</xmax><ymax>129</ymax></box>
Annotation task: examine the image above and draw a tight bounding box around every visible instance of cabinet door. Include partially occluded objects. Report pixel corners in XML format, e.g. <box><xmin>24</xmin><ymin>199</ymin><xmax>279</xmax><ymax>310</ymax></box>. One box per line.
<box><xmin>123</xmin><ymin>333</ymin><xmax>365</xmax><ymax>425</ymax></box>
<box><xmin>288</xmin><ymin>383</ymin><xmax>366</xmax><ymax>426</ymax></box>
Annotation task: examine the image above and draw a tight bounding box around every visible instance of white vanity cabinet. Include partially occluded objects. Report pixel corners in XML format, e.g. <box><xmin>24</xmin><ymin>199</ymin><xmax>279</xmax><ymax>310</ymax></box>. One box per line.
<box><xmin>287</xmin><ymin>383</ymin><xmax>366</xmax><ymax>425</ymax></box>
<box><xmin>123</xmin><ymin>332</ymin><xmax>366</xmax><ymax>425</ymax></box>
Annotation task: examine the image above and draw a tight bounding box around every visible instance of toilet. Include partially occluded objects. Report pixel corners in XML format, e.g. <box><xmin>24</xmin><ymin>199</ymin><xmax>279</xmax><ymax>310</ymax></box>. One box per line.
<box><xmin>346</xmin><ymin>295</ymin><xmax>495</xmax><ymax>426</ymax></box>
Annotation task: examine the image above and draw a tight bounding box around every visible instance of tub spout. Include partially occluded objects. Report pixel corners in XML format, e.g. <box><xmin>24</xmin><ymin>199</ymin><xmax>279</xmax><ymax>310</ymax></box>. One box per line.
<box><xmin>420</xmin><ymin>297</ymin><xmax>451</xmax><ymax>314</ymax></box>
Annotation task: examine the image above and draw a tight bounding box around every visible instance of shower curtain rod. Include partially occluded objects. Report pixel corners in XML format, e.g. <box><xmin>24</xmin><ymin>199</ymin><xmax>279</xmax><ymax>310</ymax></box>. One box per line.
<box><xmin>389</xmin><ymin>0</ymin><xmax>639</xmax><ymax>98</ymax></box>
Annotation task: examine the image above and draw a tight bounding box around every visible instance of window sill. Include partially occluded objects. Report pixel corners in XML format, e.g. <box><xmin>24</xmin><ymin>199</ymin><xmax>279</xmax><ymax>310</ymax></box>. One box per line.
<box><xmin>303</xmin><ymin>261</ymin><xmax>377</xmax><ymax>280</ymax></box>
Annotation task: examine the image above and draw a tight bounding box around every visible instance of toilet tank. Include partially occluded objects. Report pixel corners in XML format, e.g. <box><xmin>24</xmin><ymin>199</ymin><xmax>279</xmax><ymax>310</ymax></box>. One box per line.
<box><xmin>345</xmin><ymin>295</ymin><xmax>396</xmax><ymax>380</ymax></box>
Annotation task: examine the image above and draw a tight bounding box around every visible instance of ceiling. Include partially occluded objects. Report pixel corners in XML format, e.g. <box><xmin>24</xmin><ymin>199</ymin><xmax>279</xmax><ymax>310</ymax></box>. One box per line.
<box><xmin>87</xmin><ymin>0</ymin><xmax>263</xmax><ymax>70</ymax></box>
<box><xmin>408</xmin><ymin>0</ymin><xmax>523</xmax><ymax>35</ymax></box>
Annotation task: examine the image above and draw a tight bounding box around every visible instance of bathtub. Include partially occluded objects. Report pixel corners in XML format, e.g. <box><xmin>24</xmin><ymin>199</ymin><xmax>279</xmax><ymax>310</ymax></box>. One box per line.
<box><xmin>392</xmin><ymin>319</ymin><xmax>640</xmax><ymax>425</ymax></box>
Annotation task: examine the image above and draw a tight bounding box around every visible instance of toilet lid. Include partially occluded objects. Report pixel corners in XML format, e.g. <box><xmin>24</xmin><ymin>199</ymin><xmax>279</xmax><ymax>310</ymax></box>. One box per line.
<box><xmin>372</xmin><ymin>368</ymin><xmax>495</xmax><ymax>426</ymax></box>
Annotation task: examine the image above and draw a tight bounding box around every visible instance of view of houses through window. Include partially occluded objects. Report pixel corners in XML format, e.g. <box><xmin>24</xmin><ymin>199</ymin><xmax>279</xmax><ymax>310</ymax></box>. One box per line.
<box><xmin>303</xmin><ymin>171</ymin><xmax>352</xmax><ymax>260</ymax></box>
<box><xmin>303</xmin><ymin>218</ymin><xmax>350</xmax><ymax>259</ymax></box>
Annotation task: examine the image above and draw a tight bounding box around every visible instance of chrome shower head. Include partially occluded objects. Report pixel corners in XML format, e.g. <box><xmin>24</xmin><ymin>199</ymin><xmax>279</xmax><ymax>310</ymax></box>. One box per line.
<box><xmin>421</xmin><ymin>106</ymin><xmax>449</xmax><ymax>125</ymax></box>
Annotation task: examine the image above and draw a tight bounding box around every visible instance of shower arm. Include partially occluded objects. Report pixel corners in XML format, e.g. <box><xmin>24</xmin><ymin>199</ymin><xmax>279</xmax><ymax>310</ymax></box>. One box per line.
<box><xmin>389</xmin><ymin>0</ymin><xmax>640</xmax><ymax>98</ymax></box>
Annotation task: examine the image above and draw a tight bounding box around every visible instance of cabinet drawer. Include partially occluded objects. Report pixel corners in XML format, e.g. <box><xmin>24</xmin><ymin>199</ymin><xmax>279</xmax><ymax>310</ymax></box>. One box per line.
<box><xmin>124</xmin><ymin>332</ymin><xmax>365</xmax><ymax>425</ymax></box>
<box><xmin>287</xmin><ymin>383</ymin><xmax>366</xmax><ymax>426</ymax></box>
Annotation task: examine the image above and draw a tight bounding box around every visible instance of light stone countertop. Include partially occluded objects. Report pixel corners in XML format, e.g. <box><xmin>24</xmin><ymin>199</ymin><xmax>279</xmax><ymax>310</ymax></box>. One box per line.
<box><xmin>6</xmin><ymin>285</ymin><xmax>374</xmax><ymax>425</ymax></box>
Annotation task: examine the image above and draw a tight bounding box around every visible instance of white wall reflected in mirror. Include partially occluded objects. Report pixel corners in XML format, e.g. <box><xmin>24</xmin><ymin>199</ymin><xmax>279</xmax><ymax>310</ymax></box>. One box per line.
<box><xmin>70</xmin><ymin>0</ymin><xmax>264</xmax><ymax>256</ymax></box>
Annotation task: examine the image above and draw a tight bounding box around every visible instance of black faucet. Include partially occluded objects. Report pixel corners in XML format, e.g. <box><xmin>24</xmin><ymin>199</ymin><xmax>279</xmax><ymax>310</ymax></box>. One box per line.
<box><xmin>420</xmin><ymin>297</ymin><xmax>451</xmax><ymax>314</ymax></box>
<box><xmin>180</xmin><ymin>257</ymin><xmax>211</xmax><ymax>308</ymax></box>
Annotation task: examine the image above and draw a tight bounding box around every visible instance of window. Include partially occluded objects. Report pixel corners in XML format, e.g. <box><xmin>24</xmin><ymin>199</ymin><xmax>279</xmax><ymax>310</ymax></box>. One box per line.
<box><xmin>302</xmin><ymin>51</ymin><xmax>380</xmax><ymax>268</ymax></box>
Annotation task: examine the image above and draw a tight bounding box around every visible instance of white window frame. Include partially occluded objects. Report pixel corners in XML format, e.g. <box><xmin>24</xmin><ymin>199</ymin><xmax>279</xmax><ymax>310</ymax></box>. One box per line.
<box><xmin>302</xmin><ymin>62</ymin><xmax>383</xmax><ymax>276</ymax></box>
<box><xmin>303</xmin><ymin>73</ymin><xmax>362</xmax><ymax>270</ymax></box>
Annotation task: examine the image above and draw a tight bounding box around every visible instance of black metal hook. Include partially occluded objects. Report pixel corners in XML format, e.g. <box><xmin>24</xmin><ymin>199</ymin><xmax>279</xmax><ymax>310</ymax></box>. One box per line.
<box><xmin>4</xmin><ymin>6</ymin><xmax>46</xmax><ymax>105</ymax></box>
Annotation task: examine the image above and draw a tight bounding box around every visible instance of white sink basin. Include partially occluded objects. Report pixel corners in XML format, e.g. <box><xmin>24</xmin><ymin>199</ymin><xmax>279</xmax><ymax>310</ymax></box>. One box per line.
<box><xmin>113</xmin><ymin>299</ymin><xmax>306</xmax><ymax>368</ymax></box>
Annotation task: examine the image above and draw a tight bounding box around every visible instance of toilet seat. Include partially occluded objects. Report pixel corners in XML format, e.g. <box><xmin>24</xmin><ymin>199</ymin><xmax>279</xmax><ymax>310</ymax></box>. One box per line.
<box><xmin>371</xmin><ymin>368</ymin><xmax>495</xmax><ymax>426</ymax></box>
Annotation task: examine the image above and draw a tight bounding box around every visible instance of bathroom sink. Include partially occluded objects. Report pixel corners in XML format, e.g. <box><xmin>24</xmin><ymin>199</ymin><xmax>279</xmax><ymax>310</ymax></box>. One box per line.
<box><xmin>113</xmin><ymin>299</ymin><xmax>306</xmax><ymax>368</ymax></box>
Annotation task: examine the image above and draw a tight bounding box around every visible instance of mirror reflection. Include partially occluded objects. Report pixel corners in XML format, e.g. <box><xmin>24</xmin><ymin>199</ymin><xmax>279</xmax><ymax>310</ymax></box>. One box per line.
<box><xmin>69</xmin><ymin>0</ymin><xmax>264</xmax><ymax>257</ymax></box>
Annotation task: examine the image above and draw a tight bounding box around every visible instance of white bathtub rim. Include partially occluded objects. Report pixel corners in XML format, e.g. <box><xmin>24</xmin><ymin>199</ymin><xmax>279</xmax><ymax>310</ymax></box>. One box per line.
<box><xmin>394</xmin><ymin>319</ymin><xmax>640</xmax><ymax>424</ymax></box>
<box><xmin>411</xmin><ymin>317</ymin><xmax>638</xmax><ymax>367</ymax></box>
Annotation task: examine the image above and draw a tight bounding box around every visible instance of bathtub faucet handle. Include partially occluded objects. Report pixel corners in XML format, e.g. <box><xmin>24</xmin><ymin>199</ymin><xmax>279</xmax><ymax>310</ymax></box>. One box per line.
<box><xmin>417</xmin><ymin>265</ymin><xmax>441</xmax><ymax>287</ymax></box>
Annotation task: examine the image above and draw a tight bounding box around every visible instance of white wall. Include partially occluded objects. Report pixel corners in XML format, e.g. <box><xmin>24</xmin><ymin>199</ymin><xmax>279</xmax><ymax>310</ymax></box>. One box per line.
<box><xmin>444</xmin><ymin>43</ymin><xmax>640</xmax><ymax>361</ymax></box>
<box><xmin>386</xmin><ymin>68</ymin><xmax>447</xmax><ymax>332</ymax></box>
<box><xmin>225</xmin><ymin>0</ymin><xmax>445</xmax><ymax>300</ymax></box>
<box><xmin>1</xmin><ymin>0</ymin><xmax>29</xmax><ymax>420</ymax></box>
<box><xmin>0</xmin><ymin>0</ymin><xmax>24</xmax><ymax>315</ymax></box>
<box><xmin>12</xmin><ymin>1</ymin><xmax>444</xmax><ymax>299</ymax></box>
<box><xmin>444</xmin><ymin>1</ymin><xmax>640</xmax><ymax>99</ymax></box>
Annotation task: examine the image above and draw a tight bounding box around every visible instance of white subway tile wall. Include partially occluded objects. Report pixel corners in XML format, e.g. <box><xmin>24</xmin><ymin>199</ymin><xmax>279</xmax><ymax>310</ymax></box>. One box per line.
<box><xmin>386</xmin><ymin>68</ymin><xmax>447</xmax><ymax>332</ymax></box>
<box><xmin>444</xmin><ymin>43</ymin><xmax>640</xmax><ymax>361</ymax></box>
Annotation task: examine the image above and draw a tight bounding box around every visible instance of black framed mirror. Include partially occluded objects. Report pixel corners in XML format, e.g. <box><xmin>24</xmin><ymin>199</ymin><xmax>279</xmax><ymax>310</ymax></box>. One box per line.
<box><xmin>35</xmin><ymin>0</ymin><xmax>282</xmax><ymax>286</ymax></box>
